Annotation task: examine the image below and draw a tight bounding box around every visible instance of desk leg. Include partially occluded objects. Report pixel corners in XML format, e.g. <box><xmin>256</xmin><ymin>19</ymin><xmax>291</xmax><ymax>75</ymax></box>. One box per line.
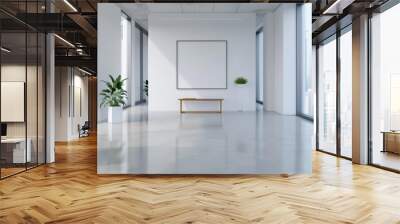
<box><xmin>219</xmin><ymin>100</ymin><xmax>222</xmax><ymax>113</ymax></box>
<box><xmin>180</xmin><ymin>100</ymin><xmax>183</xmax><ymax>113</ymax></box>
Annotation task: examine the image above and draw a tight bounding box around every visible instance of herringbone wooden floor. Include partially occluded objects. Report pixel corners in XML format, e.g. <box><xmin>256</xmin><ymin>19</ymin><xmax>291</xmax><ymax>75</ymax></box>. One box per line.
<box><xmin>1</xmin><ymin>135</ymin><xmax>400</xmax><ymax>224</ymax></box>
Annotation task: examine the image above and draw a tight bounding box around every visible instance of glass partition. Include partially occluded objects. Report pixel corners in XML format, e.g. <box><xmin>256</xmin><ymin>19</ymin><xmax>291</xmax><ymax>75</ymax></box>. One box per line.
<box><xmin>0</xmin><ymin>3</ymin><xmax>46</xmax><ymax>179</ymax></box>
<box><xmin>1</xmin><ymin>31</ymin><xmax>28</xmax><ymax>177</ymax></box>
<box><xmin>27</xmin><ymin>31</ymin><xmax>38</xmax><ymax>169</ymax></box>
<box><xmin>38</xmin><ymin>33</ymin><xmax>46</xmax><ymax>165</ymax></box>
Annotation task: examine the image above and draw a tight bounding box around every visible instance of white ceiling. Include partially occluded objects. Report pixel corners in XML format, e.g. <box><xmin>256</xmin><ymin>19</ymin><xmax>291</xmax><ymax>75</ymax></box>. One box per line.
<box><xmin>118</xmin><ymin>3</ymin><xmax>280</xmax><ymax>28</ymax></box>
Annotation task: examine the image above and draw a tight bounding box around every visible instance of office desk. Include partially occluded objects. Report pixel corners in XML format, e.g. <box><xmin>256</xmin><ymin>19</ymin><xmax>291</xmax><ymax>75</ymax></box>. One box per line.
<box><xmin>1</xmin><ymin>138</ymin><xmax>31</xmax><ymax>163</ymax></box>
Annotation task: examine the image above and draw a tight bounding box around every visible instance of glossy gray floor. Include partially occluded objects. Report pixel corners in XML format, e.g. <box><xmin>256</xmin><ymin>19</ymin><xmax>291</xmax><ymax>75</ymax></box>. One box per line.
<box><xmin>98</xmin><ymin>107</ymin><xmax>313</xmax><ymax>174</ymax></box>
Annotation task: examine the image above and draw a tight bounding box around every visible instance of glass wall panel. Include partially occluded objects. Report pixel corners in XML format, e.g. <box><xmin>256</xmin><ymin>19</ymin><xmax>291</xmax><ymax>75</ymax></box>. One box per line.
<box><xmin>371</xmin><ymin>3</ymin><xmax>400</xmax><ymax>171</ymax></box>
<box><xmin>317</xmin><ymin>36</ymin><xmax>337</xmax><ymax>154</ymax></box>
<box><xmin>256</xmin><ymin>30</ymin><xmax>263</xmax><ymax>105</ymax></box>
<box><xmin>27</xmin><ymin>31</ymin><xmax>38</xmax><ymax>169</ymax></box>
<box><xmin>0</xmin><ymin>2</ymin><xmax>46</xmax><ymax>178</ymax></box>
<box><xmin>340</xmin><ymin>28</ymin><xmax>352</xmax><ymax>158</ymax></box>
<box><xmin>38</xmin><ymin>33</ymin><xmax>46</xmax><ymax>164</ymax></box>
<box><xmin>1</xmin><ymin>31</ymin><xmax>28</xmax><ymax>177</ymax></box>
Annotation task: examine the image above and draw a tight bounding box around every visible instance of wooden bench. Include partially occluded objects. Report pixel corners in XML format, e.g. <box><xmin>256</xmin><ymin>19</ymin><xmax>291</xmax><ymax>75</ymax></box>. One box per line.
<box><xmin>178</xmin><ymin>98</ymin><xmax>224</xmax><ymax>113</ymax></box>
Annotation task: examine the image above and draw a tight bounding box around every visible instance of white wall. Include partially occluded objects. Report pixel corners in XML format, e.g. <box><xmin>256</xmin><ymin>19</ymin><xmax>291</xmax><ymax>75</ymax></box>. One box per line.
<box><xmin>55</xmin><ymin>67</ymin><xmax>69</xmax><ymax>141</ymax></box>
<box><xmin>148</xmin><ymin>13</ymin><xmax>256</xmax><ymax>112</ymax></box>
<box><xmin>98</xmin><ymin>3</ymin><xmax>122</xmax><ymax>122</ymax></box>
<box><xmin>263</xmin><ymin>4</ymin><xmax>298</xmax><ymax>115</ymax></box>
<box><xmin>55</xmin><ymin>67</ymin><xmax>89</xmax><ymax>141</ymax></box>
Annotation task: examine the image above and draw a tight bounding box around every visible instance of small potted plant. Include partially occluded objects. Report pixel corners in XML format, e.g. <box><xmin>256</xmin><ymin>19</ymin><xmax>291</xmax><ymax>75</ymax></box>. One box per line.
<box><xmin>234</xmin><ymin>77</ymin><xmax>248</xmax><ymax>86</ymax></box>
<box><xmin>100</xmin><ymin>74</ymin><xmax>127</xmax><ymax>123</ymax></box>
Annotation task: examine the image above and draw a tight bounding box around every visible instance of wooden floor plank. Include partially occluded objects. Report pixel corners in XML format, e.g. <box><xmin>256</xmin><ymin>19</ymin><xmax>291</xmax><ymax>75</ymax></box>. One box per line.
<box><xmin>1</xmin><ymin>135</ymin><xmax>400</xmax><ymax>223</ymax></box>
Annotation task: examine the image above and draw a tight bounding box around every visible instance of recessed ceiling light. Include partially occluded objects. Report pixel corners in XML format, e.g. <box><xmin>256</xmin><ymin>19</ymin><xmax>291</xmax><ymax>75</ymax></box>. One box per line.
<box><xmin>322</xmin><ymin>0</ymin><xmax>354</xmax><ymax>15</ymax></box>
<box><xmin>54</xmin><ymin>34</ymin><xmax>75</xmax><ymax>48</ymax></box>
<box><xmin>63</xmin><ymin>0</ymin><xmax>78</xmax><ymax>12</ymax></box>
<box><xmin>78</xmin><ymin>67</ymin><xmax>92</xmax><ymax>76</ymax></box>
<box><xmin>1</xmin><ymin>47</ymin><xmax>11</xmax><ymax>53</ymax></box>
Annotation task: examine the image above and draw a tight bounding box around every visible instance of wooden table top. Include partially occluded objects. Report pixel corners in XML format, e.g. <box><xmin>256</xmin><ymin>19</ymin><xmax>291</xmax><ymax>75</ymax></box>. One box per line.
<box><xmin>178</xmin><ymin>98</ymin><xmax>224</xmax><ymax>101</ymax></box>
<box><xmin>381</xmin><ymin>131</ymin><xmax>400</xmax><ymax>134</ymax></box>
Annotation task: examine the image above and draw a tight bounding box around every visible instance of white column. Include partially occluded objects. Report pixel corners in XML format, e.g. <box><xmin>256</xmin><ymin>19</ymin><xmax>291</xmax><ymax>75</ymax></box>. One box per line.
<box><xmin>263</xmin><ymin>12</ymin><xmax>275</xmax><ymax>112</ymax></box>
<box><xmin>46</xmin><ymin>33</ymin><xmax>55</xmax><ymax>163</ymax></box>
<box><xmin>352</xmin><ymin>14</ymin><xmax>369</xmax><ymax>164</ymax></box>
<box><xmin>263</xmin><ymin>4</ymin><xmax>297</xmax><ymax>115</ymax></box>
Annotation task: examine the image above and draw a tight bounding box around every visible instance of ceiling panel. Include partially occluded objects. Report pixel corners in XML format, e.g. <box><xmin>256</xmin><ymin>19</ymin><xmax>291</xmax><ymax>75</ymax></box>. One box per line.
<box><xmin>181</xmin><ymin>3</ymin><xmax>198</xmax><ymax>13</ymax></box>
<box><xmin>195</xmin><ymin>4</ymin><xmax>215</xmax><ymax>13</ymax></box>
<box><xmin>118</xmin><ymin>2</ymin><xmax>282</xmax><ymax>29</ymax></box>
<box><xmin>212</xmin><ymin>3</ymin><xmax>240</xmax><ymax>13</ymax></box>
<box><xmin>147</xmin><ymin>3</ymin><xmax>182</xmax><ymax>13</ymax></box>
<box><xmin>237</xmin><ymin>3</ymin><xmax>280</xmax><ymax>13</ymax></box>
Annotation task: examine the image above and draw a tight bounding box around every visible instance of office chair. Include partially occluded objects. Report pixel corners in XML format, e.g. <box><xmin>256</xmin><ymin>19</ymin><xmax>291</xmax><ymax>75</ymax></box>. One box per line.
<box><xmin>78</xmin><ymin>121</ymin><xmax>90</xmax><ymax>138</ymax></box>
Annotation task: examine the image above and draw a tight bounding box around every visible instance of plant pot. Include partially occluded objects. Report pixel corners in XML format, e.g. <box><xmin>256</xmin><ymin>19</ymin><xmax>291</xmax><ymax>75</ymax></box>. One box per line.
<box><xmin>235</xmin><ymin>84</ymin><xmax>246</xmax><ymax>87</ymax></box>
<box><xmin>108</xmin><ymin>107</ymin><xmax>123</xmax><ymax>123</ymax></box>
<box><xmin>235</xmin><ymin>84</ymin><xmax>246</xmax><ymax>111</ymax></box>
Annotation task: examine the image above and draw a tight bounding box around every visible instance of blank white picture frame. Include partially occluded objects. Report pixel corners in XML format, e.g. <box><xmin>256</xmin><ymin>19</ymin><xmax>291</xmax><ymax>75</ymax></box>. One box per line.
<box><xmin>177</xmin><ymin>40</ymin><xmax>227</xmax><ymax>89</ymax></box>
<box><xmin>1</xmin><ymin>81</ymin><xmax>25</xmax><ymax>122</ymax></box>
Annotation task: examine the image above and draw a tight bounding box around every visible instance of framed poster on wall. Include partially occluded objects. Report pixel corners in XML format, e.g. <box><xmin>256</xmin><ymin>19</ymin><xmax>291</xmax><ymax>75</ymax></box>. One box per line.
<box><xmin>176</xmin><ymin>40</ymin><xmax>227</xmax><ymax>89</ymax></box>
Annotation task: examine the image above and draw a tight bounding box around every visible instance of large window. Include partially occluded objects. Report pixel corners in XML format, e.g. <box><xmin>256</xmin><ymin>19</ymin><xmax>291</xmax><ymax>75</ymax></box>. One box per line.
<box><xmin>121</xmin><ymin>13</ymin><xmax>132</xmax><ymax>107</ymax></box>
<box><xmin>134</xmin><ymin>24</ymin><xmax>148</xmax><ymax>105</ymax></box>
<box><xmin>316</xmin><ymin>26</ymin><xmax>353</xmax><ymax>159</ymax></box>
<box><xmin>298</xmin><ymin>47</ymin><xmax>315</xmax><ymax>119</ymax></box>
<box><xmin>297</xmin><ymin>4</ymin><xmax>313</xmax><ymax>120</ymax></box>
<box><xmin>340</xmin><ymin>28</ymin><xmax>352</xmax><ymax>158</ymax></box>
<box><xmin>256</xmin><ymin>29</ymin><xmax>263</xmax><ymax>105</ymax></box>
<box><xmin>317</xmin><ymin>36</ymin><xmax>337</xmax><ymax>154</ymax></box>
<box><xmin>370</xmin><ymin>3</ymin><xmax>400</xmax><ymax>171</ymax></box>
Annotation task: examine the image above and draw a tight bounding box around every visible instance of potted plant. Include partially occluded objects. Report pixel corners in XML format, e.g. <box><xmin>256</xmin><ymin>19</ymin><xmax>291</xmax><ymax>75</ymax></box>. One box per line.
<box><xmin>234</xmin><ymin>77</ymin><xmax>248</xmax><ymax>86</ymax></box>
<box><xmin>100</xmin><ymin>74</ymin><xmax>127</xmax><ymax>123</ymax></box>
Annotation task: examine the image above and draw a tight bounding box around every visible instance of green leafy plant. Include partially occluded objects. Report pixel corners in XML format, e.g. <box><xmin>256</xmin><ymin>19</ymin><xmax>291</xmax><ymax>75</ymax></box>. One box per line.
<box><xmin>100</xmin><ymin>75</ymin><xmax>127</xmax><ymax>107</ymax></box>
<box><xmin>234</xmin><ymin>77</ymin><xmax>248</xmax><ymax>85</ymax></box>
<box><xmin>144</xmin><ymin>80</ymin><xmax>149</xmax><ymax>96</ymax></box>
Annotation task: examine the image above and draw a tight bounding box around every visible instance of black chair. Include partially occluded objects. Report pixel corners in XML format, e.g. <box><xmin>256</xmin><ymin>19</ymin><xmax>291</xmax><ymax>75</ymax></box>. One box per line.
<box><xmin>78</xmin><ymin>121</ymin><xmax>90</xmax><ymax>138</ymax></box>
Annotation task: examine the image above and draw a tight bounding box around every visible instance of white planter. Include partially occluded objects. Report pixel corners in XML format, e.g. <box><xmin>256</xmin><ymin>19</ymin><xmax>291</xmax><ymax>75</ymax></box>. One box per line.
<box><xmin>108</xmin><ymin>107</ymin><xmax>123</xmax><ymax>123</ymax></box>
<box><xmin>235</xmin><ymin>84</ymin><xmax>246</xmax><ymax>111</ymax></box>
<box><xmin>235</xmin><ymin>84</ymin><xmax>246</xmax><ymax>88</ymax></box>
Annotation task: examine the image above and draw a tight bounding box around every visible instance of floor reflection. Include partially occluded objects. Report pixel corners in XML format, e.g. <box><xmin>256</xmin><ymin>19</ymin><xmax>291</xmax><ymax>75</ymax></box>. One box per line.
<box><xmin>98</xmin><ymin>106</ymin><xmax>313</xmax><ymax>174</ymax></box>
